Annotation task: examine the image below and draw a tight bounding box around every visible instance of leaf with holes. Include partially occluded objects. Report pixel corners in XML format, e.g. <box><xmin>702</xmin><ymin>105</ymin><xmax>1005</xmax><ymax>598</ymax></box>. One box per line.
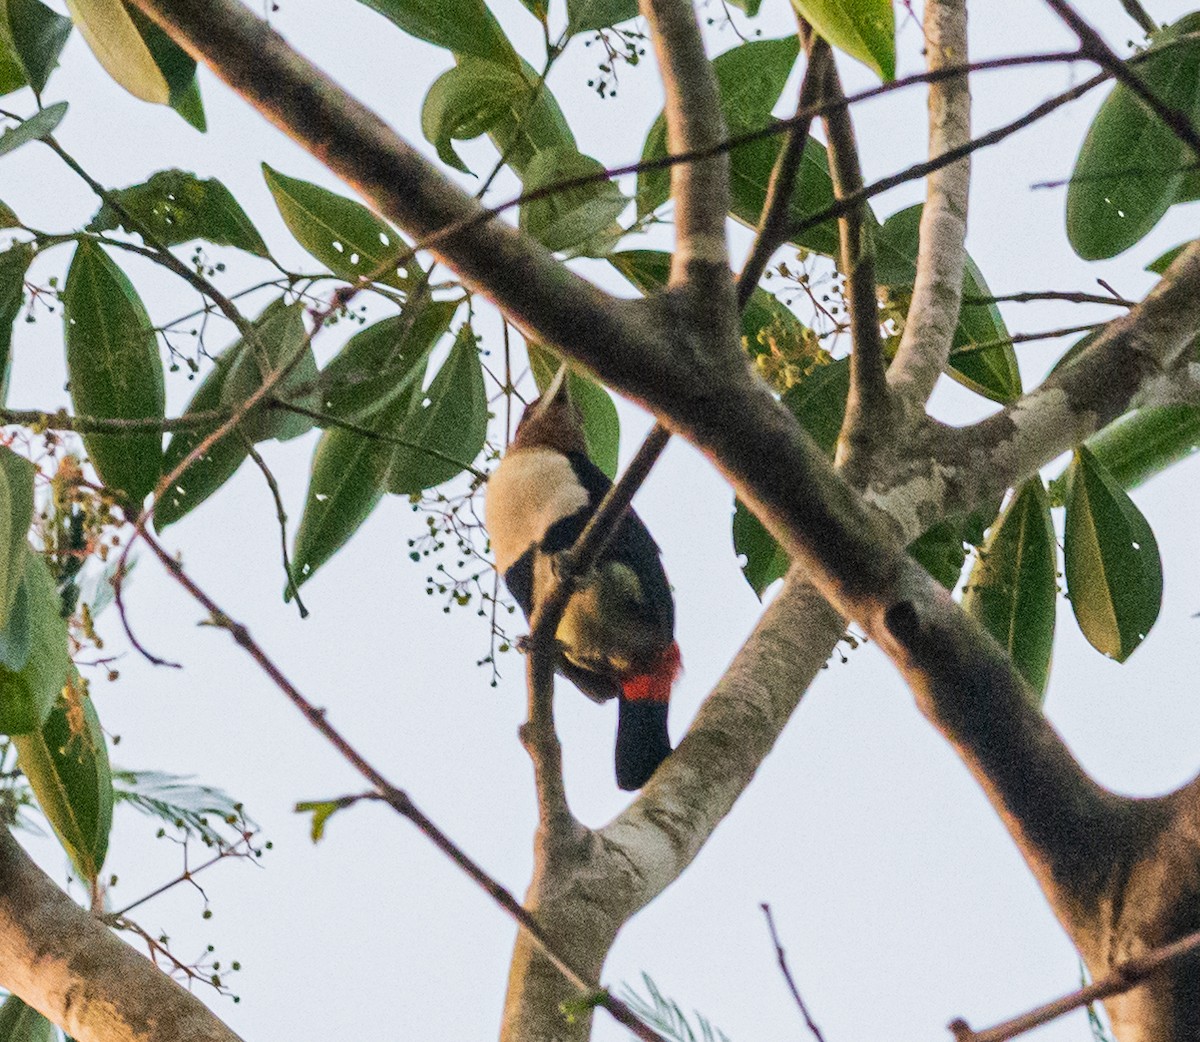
<box><xmin>64</xmin><ymin>0</ymin><xmax>168</xmax><ymax>102</ymax></box>
<box><xmin>0</xmin><ymin>553</ymin><xmax>68</xmax><ymax>735</ymax></box>
<box><xmin>527</xmin><ymin>344</ymin><xmax>620</xmax><ymax>478</ymax></box>
<box><xmin>14</xmin><ymin>674</ymin><xmax>112</xmax><ymax>882</ymax></box>
<box><xmin>732</xmin><ymin>498</ymin><xmax>790</xmax><ymax>598</ymax></box>
<box><xmin>63</xmin><ymin>240</ymin><xmax>164</xmax><ymax>503</ymax></box>
<box><xmin>0</xmin><ymin>100</ymin><xmax>65</xmax><ymax>158</ymax></box>
<box><xmin>1064</xmin><ymin>446</ymin><xmax>1162</xmax><ymax>661</ymax></box>
<box><xmin>6</xmin><ymin>0</ymin><xmax>72</xmax><ymax>95</ymax></box>
<box><xmin>963</xmin><ymin>480</ymin><xmax>1058</xmax><ymax>699</ymax></box>
<box><xmin>263</xmin><ymin>164</ymin><xmax>414</xmax><ymax>290</ymax></box>
<box><xmin>790</xmin><ymin>0</ymin><xmax>894</xmax><ymax>80</ymax></box>
<box><xmin>421</xmin><ymin>57</ymin><xmax>529</xmax><ymax>174</ymax></box>
<box><xmin>89</xmin><ymin>170</ymin><xmax>268</xmax><ymax>255</ymax></box>
<box><xmin>1067</xmin><ymin>14</ymin><xmax>1200</xmax><ymax>259</ymax></box>
<box><xmin>386</xmin><ymin>325</ymin><xmax>487</xmax><ymax>493</ymax></box>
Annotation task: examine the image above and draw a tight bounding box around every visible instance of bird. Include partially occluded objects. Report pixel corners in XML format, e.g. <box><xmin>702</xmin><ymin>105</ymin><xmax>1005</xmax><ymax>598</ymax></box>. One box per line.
<box><xmin>485</xmin><ymin>365</ymin><xmax>681</xmax><ymax>790</ymax></box>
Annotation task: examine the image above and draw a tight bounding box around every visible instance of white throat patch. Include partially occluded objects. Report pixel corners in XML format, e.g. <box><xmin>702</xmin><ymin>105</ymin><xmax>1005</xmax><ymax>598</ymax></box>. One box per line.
<box><xmin>486</xmin><ymin>448</ymin><xmax>590</xmax><ymax>573</ymax></box>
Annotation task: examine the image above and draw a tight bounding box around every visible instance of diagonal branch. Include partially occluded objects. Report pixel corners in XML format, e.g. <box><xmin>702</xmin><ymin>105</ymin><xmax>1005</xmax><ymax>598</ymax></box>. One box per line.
<box><xmin>887</xmin><ymin>0</ymin><xmax>972</xmax><ymax>406</ymax></box>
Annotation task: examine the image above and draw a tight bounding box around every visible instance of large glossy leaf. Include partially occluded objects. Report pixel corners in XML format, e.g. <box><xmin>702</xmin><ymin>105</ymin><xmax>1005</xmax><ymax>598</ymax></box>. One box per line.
<box><xmin>638</xmin><ymin>36</ymin><xmax>799</xmax><ymax>219</ymax></box>
<box><xmin>567</xmin><ymin>0</ymin><xmax>637</xmax><ymax>34</ymax></box>
<box><xmin>219</xmin><ymin>300</ymin><xmax>319</xmax><ymax>442</ymax></box>
<box><xmin>0</xmin><ymin>553</ymin><xmax>68</xmax><ymax>735</ymax></box>
<box><xmin>63</xmin><ymin>240</ymin><xmax>164</xmax><ymax>503</ymax></box>
<box><xmin>318</xmin><ymin>300</ymin><xmax>457</xmax><ymax>425</ymax></box>
<box><xmin>962</xmin><ymin>480</ymin><xmax>1057</xmax><ymax>700</ymax></box>
<box><xmin>1081</xmin><ymin>405</ymin><xmax>1200</xmax><ymax>492</ymax></box>
<box><xmin>64</xmin><ymin>0</ymin><xmax>168</xmax><ymax>103</ymax></box>
<box><xmin>1066</xmin><ymin>15</ymin><xmax>1200</xmax><ymax>260</ymax></box>
<box><xmin>527</xmin><ymin>344</ymin><xmax>620</xmax><ymax>478</ymax></box>
<box><xmin>355</xmin><ymin>0</ymin><xmax>518</xmax><ymax>66</ymax></box>
<box><xmin>14</xmin><ymin>674</ymin><xmax>113</xmax><ymax>882</ymax></box>
<box><xmin>1063</xmin><ymin>446</ymin><xmax>1162</xmax><ymax>662</ymax></box>
<box><xmin>421</xmin><ymin>57</ymin><xmax>529</xmax><ymax>174</ymax></box>
<box><xmin>263</xmin><ymin>165</ymin><xmax>414</xmax><ymax>290</ymax></box>
<box><xmin>0</xmin><ymin>446</ymin><xmax>33</xmax><ymax>629</ymax></box>
<box><xmin>386</xmin><ymin>325</ymin><xmax>487</xmax><ymax>493</ymax></box>
<box><xmin>519</xmin><ymin>147</ymin><xmax>627</xmax><ymax>255</ymax></box>
<box><xmin>5</xmin><ymin>0</ymin><xmax>72</xmax><ymax>95</ymax></box>
<box><xmin>0</xmin><ymin>241</ymin><xmax>32</xmax><ymax>402</ymax></box>
<box><xmin>876</xmin><ymin>204</ymin><xmax>1021</xmax><ymax>403</ymax></box>
<box><xmin>0</xmin><ymin>100</ymin><xmax>65</xmax><ymax>158</ymax></box>
<box><xmin>89</xmin><ymin>170</ymin><xmax>268</xmax><ymax>255</ymax></box>
<box><xmin>126</xmin><ymin>7</ymin><xmax>204</xmax><ymax>130</ymax></box>
<box><xmin>485</xmin><ymin>57</ymin><xmax>576</xmax><ymax>178</ymax></box>
<box><xmin>790</xmin><ymin>0</ymin><xmax>894</xmax><ymax>80</ymax></box>
<box><xmin>0</xmin><ymin>994</ymin><xmax>53</xmax><ymax>1042</ymax></box>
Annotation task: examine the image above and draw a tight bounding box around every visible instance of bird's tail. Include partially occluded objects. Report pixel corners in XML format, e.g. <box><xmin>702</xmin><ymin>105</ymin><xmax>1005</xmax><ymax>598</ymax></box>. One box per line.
<box><xmin>615</xmin><ymin>643</ymin><xmax>681</xmax><ymax>790</ymax></box>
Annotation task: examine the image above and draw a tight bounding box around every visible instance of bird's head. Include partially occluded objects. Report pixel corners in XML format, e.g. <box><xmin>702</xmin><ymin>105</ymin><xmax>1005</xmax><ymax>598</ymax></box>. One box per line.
<box><xmin>513</xmin><ymin>364</ymin><xmax>587</xmax><ymax>454</ymax></box>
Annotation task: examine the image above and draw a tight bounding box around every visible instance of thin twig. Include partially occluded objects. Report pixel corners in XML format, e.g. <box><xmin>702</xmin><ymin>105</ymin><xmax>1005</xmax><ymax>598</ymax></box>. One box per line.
<box><xmin>963</xmin><ymin>290</ymin><xmax>1136</xmax><ymax>307</ymax></box>
<box><xmin>0</xmin><ymin>407</ymin><xmax>226</xmax><ymax>433</ymax></box>
<box><xmin>243</xmin><ymin>438</ymin><xmax>308</xmax><ymax>618</ymax></box>
<box><xmin>949</xmin><ymin>321</ymin><xmax>1100</xmax><ymax>356</ymax></box>
<box><xmin>1044</xmin><ymin>0</ymin><xmax>1200</xmax><ymax>158</ymax></box>
<box><xmin>947</xmin><ymin>925</ymin><xmax>1200</xmax><ymax>1042</ymax></box>
<box><xmin>761</xmin><ymin>904</ymin><xmax>827</xmax><ymax>1042</ymax></box>
<box><xmin>128</xmin><ymin>522</ymin><xmax>668</xmax><ymax>1042</ymax></box>
<box><xmin>736</xmin><ymin>19</ymin><xmax>826</xmax><ymax>309</ymax></box>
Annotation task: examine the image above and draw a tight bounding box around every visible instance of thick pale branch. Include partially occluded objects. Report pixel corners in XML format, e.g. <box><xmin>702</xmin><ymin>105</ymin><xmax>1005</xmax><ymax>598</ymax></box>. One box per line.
<box><xmin>0</xmin><ymin>829</ymin><xmax>244</xmax><ymax>1042</ymax></box>
<box><xmin>887</xmin><ymin>0</ymin><xmax>971</xmax><ymax>406</ymax></box>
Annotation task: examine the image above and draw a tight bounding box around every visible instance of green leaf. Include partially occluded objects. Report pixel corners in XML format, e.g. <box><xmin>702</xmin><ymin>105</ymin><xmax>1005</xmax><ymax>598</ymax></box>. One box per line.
<box><xmin>962</xmin><ymin>480</ymin><xmax>1057</xmax><ymax>700</ymax></box>
<box><xmin>790</xmin><ymin>0</ymin><xmax>894</xmax><ymax>80</ymax></box>
<box><xmin>0</xmin><ymin>199</ymin><xmax>17</xmax><ymax>227</ymax></box>
<box><xmin>421</xmin><ymin>57</ymin><xmax>529</xmax><ymax>174</ymax></box>
<box><xmin>126</xmin><ymin>6</ymin><xmax>205</xmax><ymax>130</ymax></box>
<box><xmin>14</xmin><ymin>674</ymin><xmax>113</xmax><ymax>882</ymax></box>
<box><xmin>0</xmin><ymin>563</ymin><xmax>32</xmax><ymax>671</ymax></box>
<box><xmin>296</xmin><ymin>798</ymin><xmax>347</xmax><ymax>842</ymax></box>
<box><xmin>876</xmin><ymin>204</ymin><xmax>1021</xmax><ymax>403</ymax></box>
<box><xmin>0</xmin><ymin>11</ymin><xmax>26</xmax><ymax>95</ymax></box>
<box><xmin>1146</xmin><ymin>242</ymin><xmax>1185</xmax><ymax>274</ymax></box>
<box><xmin>64</xmin><ymin>0</ymin><xmax>168</xmax><ymax>103</ymax></box>
<box><xmin>0</xmin><ymin>994</ymin><xmax>53</xmax><ymax>1042</ymax></box>
<box><xmin>782</xmin><ymin>356</ymin><xmax>849</xmax><ymax>456</ymax></box>
<box><xmin>638</xmin><ymin>36</ymin><xmax>800</xmax><ymax>219</ymax></box>
<box><xmin>5</xmin><ymin>0</ymin><xmax>72</xmax><ymax>95</ymax></box>
<box><xmin>728</xmin><ymin>0</ymin><xmax>763</xmax><ymax>12</ymax></box>
<box><xmin>0</xmin><ymin>446</ymin><xmax>34</xmax><ymax>629</ymax></box>
<box><xmin>527</xmin><ymin>344</ymin><xmax>620</xmax><ymax>478</ymax></box>
<box><xmin>908</xmin><ymin>520</ymin><xmax>969</xmax><ymax>592</ymax></box>
<box><xmin>354</xmin><ymin>0</ymin><xmax>518</xmax><ymax>66</ymax></box>
<box><xmin>318</xmin><ymin>301</ymin><xmax>456</xmax><ymax>425</ymax></box>
<box><xmin>1066</xmin><ymin>15</ymin><xmax>1200</xmax><ymax>260</ymax></box>
<box><xmin>1063</xmin><ymin>446</ymin><xmax>1162</xmax><ymax>662</ymax></box>
<box><xmin>112</xmin><ymin>769</ymin><xmax>250</xmax><ymax>846</ymax></box>
<box><xmin>263</xmin><ymin>164</ymin><xmax>414</xmax><ymax>290</ymax></box>
<box><xmin>386</xmin><ymin>325</ymin><xmax>487</xmax><ymax>493</ymax></box>
<box><xmin>567</xmin><ymin>0</ymin><xmax>637</xmax><ymax>34</ymax></box>
<box><xmin>732</xmin><ymin>498</ymin><xmax>789</xmax><ymax>597</ymax></box>
<box><xmin>88</xmin><ymin>170</ymin><xmax>268</xmax><ymax>255</ymax></box>
<box><xmin>0</xmin><ymin>100</ymin><xmax>66</xmax><ymax>158</ymax></box>
<box><xmin>63</xmin><ymin>239</ymin><xmax>165</xmax><ymax>503</ymax></box>
<box><xmin>519</xmin><ymin>147</ymin><xmax>627</xmax><ymax>255</ymax></box>
<box><xmin>1081</xmin><ymin>405</ymin><xmax>1200</xmax><ymax>492</ymax></box>
<box><xmin>219</xmin><ymin>300</ymin><xmax>319</xmax><ymax>442</ymax></box>
<box><xmin>0</xmin><ymin>553</ymin><xmax>68</xmax><ymax>735</ymax></box>
<box><xmin>291</xmin><ymin>306</ymin><xmax>452</xmax><ymax>589</ymax></box>
<box><xmin>484</xmin><ymin>57</ymin><xmax>576</xmax><ymax>178</ymax></box>
<box><xmin>0</xmin><ymin>241</ymin><xmax>33</xmax><ymax>403</ymax></box>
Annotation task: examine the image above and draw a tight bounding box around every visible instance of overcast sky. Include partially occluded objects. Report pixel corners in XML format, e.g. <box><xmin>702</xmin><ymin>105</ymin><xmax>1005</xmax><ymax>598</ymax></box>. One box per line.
<box><xmin>4</xmin><ymin>1</ymin><xmax>1200</xmax><ymax>1040</ymax></box>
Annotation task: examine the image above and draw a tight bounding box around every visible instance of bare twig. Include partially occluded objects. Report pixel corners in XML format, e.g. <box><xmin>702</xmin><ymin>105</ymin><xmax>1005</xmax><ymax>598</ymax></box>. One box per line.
<box><xmin>0</xmin><ymin>407</ymin><xmax>226</xmax><ymax>434</ymax></box>
<box><xmin>1043</xmin><ymin>0</ymin><xmax>1200</xmax><ymax>159</ymax></box>
<box><xmin>243</xmin><ymin>438</ymin><xmax>307</xmax><ymax>618</ymax></box>
<box><xmin>736</xmin><ymin>21</ymin><xmax>827</xmax><ymax>309</ymax></box>
<box><xmin>963</xmin><ymin>290</ymin><xmax>1136</xmax><ymax>307</ymax></box>
<box><xmin>947</xmin><ymin>926</ymin><xmax>1200</xmax><ymax>1042</ymax></box>
<box><xmin>761</xmin><ymin>904</ymin><xmax>827</xmax><ymax>1042</ymax></box>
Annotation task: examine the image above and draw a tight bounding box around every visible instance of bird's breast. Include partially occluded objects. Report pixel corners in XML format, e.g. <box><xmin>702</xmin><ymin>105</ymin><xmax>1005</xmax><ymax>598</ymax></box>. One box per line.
<box><xmin>485</xmin><ymin>448</ymin><xmax>590</xmax><ymax>573</ymax></box>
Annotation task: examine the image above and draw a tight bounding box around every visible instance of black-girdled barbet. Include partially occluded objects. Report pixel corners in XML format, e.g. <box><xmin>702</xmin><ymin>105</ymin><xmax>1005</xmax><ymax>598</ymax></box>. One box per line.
<box><xmin>485</xmin><ymin>366</ymin><xmax>681</xmax><ymax>790</ymax></box>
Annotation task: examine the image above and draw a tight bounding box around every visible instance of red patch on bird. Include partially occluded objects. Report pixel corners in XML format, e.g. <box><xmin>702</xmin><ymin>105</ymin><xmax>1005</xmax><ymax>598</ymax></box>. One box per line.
<box><xmin>622</xmin><ymin>642</ymin><xmax>682</xmax><ymax>704</ymax></box>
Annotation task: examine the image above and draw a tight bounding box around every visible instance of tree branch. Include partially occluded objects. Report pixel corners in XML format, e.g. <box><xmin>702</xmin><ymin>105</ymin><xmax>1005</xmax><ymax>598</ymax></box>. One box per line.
<box><xmin>0</xmin><ymin>828</ymin><xmax>244</xmax><ymax>1042</ymax></box>
<box><xmin>887</xmin><ymin>0</ymin><xmax>972</xmax><ymax>406</ymax></box>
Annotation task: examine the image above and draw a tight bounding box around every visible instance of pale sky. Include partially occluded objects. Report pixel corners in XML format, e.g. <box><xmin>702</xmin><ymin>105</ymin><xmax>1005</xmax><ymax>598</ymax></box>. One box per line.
<box><xmin>4</xmin><ymin>1</ymin><xmax>1200</xmax><ymax>1040</ymax></box>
